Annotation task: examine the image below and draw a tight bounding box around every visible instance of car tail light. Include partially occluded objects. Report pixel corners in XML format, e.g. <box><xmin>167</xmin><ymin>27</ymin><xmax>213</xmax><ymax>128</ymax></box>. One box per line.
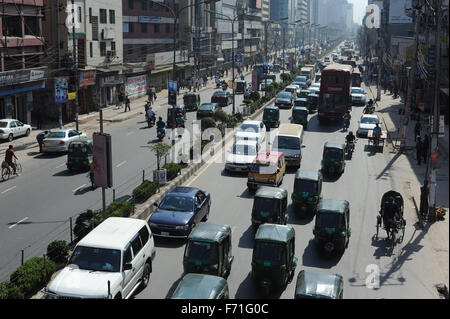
<box><xmin>0</xmin><ymin>130</ymin><xmax>4</xmax><ymax>133</ymax></box>
<box><xmin>59</xmin><ymin>141</ymin><xmax>65</xmax><ymax>145</ymax></box>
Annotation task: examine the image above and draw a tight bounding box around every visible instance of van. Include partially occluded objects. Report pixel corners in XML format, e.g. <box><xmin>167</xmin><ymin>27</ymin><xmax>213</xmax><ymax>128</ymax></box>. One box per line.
<box><xmin>272</xmin><ymin>123</ymin><xmax>304</xmax><ymax>167</ymax></box>
<box><xmin>300</xmin><ymin>67</ymin><xmax>315</xmax><ymax>83</ymax></box>
<box><xmin>44</xmin><ymin>217</ymin><xmax>156</xmax><ymax>299</ymax></box>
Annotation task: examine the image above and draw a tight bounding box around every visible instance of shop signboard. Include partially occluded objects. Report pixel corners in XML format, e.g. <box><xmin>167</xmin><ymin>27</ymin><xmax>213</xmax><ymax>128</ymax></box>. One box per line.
<box><xmin>126</xmin><ymin>75</ymin><xmax>147</xmax><ymax>98</ymax></box>
<box><xmin>0</xmin><ymin>67</ymin><xmax>48</xmax><ymax>87</ymax></box>
<box><xmin>79</xmin><ymin>70</ymin><xmax>96</xmax><ymax>87</ymax></box>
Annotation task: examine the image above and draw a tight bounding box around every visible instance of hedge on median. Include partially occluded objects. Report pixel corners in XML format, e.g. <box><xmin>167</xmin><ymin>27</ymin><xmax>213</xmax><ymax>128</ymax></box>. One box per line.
<box><xmin>163</xmin><ymin>163</ymin><xmax>182</xmax><ymax>181</ymax></box>
<box><xmin>46</xmin><ymin>240</ymin><xmax>70</xmax><ymax>264</ymax></box>
<box><xmin>132</xmin><ymin>180</ymin><xmax>159</xmax><ymax>203</ymax></box>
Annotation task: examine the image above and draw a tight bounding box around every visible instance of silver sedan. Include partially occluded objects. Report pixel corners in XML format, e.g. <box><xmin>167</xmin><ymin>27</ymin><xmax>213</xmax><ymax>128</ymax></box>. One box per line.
<box><xmin>42</xmin><ymin>129</ymin><xmax>88</xmax><ymax>153</ymax></box>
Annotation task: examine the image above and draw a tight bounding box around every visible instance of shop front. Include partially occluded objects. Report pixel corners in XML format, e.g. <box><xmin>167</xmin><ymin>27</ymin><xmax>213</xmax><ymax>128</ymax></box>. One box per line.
<box><xmin>78</xmin><ymin>69</ymin><xmax>97</xmax><ymax>114</ymax></box>
<box><xmin>98</xmin><ymin>73</ymin><xmax>124</xmax><ymax>108</ymax></box>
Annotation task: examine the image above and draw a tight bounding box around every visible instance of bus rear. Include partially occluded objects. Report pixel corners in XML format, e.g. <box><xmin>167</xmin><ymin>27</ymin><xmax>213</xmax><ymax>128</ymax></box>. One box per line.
<box><xmin>318</xmin><ymin>64</ymin><xmax>353</xmax><ymax>123</ymax></box>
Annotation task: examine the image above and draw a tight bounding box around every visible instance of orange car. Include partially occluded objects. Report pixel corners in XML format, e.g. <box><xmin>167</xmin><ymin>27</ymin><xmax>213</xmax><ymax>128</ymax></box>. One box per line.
<box><xmin>247</xmin><ymin>150</ymin><xmax>286</xmax><ymax>193</ymax></box>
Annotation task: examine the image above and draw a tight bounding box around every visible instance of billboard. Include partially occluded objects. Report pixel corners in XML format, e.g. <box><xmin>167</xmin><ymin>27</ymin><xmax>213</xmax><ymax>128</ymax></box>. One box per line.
<box><xmin>389</xmin><ymin>0</ymin><xmax>412</xmax><ymax>24</ymax></box>
<box><xmin>93</xmin><ymin>133</ymin><xmax>113</xmax><ymax>188</ymax></box>
<box><xmin>126</xmin><ymin>75</ymin><xmax>147</xmax><ymax>98</ymax></box>
<box><xmin>55</xmin><ymin>77</ymin><xmax>69</xmax><ymax>103</ymax></box>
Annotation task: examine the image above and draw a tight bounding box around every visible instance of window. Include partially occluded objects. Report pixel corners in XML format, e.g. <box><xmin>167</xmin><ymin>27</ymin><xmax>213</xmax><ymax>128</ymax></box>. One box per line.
<box><xmin>154</xmin><ymin>24</ymin><xmax>160</xmax><ymax>33</ymax></box>
<box><xmin>78</xmin><ymin>6</ymin><xmax>82</xmax><ymax>23</ymax></box>
<box><xmin>109</xmin><ymin>10</ymin><xmax>115</xmax><ymax>24</ymax></box>
<box><xmin>128</xmin><ymin>46</ymin><xmax>133</xmax><ymax>55</ymax></box>
<box><xmin>100</xmin><ymin>9</ymin><xmax>107</xmax><ymax>24</ymax></box>
<box><xmin>139</xmin><ymin>226</ymin><xmax>150</xmax><ymax>246</ymax></box>
<box><xmin>130</xmin><ymin>234</ymin><xmax>143</xmax><ymax>256</ymax></box>
<box><xmin>141</xmin><ymin>0</ymin><xmax>147</xmax><ymax>10</ymax></box>
<box><xmin>129</xmin><ymin>22</ymin><xmax>134</xmax><ymax>33</ymax></box>
<box><xmin>128</xmin><ymin>0</ymin><xmax>134</xmax><ymax>10</ymax></box>
<box><xmin>100</xmin><ymin>42</ymin><xmax>106</xmax><ymax>56</ymax></box>
<box><xmin>89</xmin><ymin>8</ymin><xmax>92</xmax><ymax>23</ymax></box>
<box><xmin>166</xmin><ymin>23</ymin><xmax>170</xmax><ymax>33</ymax></box>
<box><xmin>152</xmin><ymin>2</ymin><xmax>160</xmax><ymax>11</ymax></box>
<box><xmin>123</xmin><ymin>245</ymin><xmax>133</xmax><ymax>266</ymax></box>
<box><xmin>141</xmin><ymin>23</ymin><xmax>147</xmax><ymax>33</ymax></box>
<box><xmin>111</xmin><ymin>41</ymin><xmax>116</xmax><ymax>53</ymax></box>
<box><xmin>89</xmin><ymin>42</ymin><xmax>93</xmax><ymax>58</ymax></box>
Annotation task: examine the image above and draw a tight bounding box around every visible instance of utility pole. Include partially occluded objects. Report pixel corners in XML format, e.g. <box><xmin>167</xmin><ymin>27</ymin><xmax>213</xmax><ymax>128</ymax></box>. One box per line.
<box><xmin>71</xmin><ymin>0</ymin><xmax>79</xmax><ymax>131</ymax></box>
<box><xmin>282</xmin><ymin>24</ymin><xmax>286</xmax><ymax>75</ymax></box>
<box><xmin>56</xmin><ymin>0</ymin><xmax>61</xmax><ymax>69</ymax></box>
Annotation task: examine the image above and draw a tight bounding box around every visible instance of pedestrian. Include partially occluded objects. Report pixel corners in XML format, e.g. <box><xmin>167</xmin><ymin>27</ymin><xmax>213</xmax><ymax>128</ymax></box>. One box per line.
<box><xmin>125</xmin><ymin>95</ymin><xmax>131</xmax><ymax>112</ymax></box>
<box><xmin>414</xmin><ymin>121</ymin><xmax>421</xmax><ymax>141</ymax></box>
<box><xmin>422</xmin><ymin>134</ymin><xmax>429</xmax><ymax>164</ymax></box>
<box><xmin>419</xmin><ymin>180</ymin><xmax>429</xmax><ymax>217</ymax></box>
<box><xmin>36</xmin><ymin>130</ymin><xmax>49</xmax><ymax>153</ymax></box>
<box><xmin>147</xmin><ymin>87</ymin><xmax>152</xmax><ymax>99</ymax></box>
<box><xmin>117</xmin><ymin>91</ymin><xmax>124</xmax><ymax>109</ymax></box>
<box><xmin>416</xmin><ymin>136</ymin><xmax>423</xmax><ymax>165</ymax></box>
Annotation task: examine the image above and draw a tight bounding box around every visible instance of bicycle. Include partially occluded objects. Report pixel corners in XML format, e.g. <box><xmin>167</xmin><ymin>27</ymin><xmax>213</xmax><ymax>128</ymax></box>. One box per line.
<box><xmin>1</xmin><ymin>160</ymin><xmax>22</xmax><ymax>182</ymax></box>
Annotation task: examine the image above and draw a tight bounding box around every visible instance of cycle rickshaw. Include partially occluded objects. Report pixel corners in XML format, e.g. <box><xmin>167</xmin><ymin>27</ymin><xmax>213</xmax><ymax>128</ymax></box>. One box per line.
<box><xmin>376</xmin><ymin>191</ymin><xmax>406</xmax><ymax>247</ymax></box>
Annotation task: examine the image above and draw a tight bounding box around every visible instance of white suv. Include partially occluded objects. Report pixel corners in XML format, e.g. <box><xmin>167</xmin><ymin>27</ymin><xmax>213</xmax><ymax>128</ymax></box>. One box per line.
<box><xmin>44</xmin><ymin>217</ymin><xmax>156</xmax><ymax>299</ymax></box>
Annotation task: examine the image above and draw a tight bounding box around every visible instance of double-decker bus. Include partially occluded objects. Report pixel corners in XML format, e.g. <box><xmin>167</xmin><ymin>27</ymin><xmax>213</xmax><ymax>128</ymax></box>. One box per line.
<box><xmin>318</xmin><ymin>64</ymin><xmax>353</xmax><ymax>123</ymax></box>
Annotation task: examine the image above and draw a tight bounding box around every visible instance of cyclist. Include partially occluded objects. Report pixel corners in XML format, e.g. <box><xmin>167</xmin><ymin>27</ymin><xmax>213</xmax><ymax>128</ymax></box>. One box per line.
<box><xmin>4</xmin><ymin>145</ymin><xmax>18</xmax><ymax>175</ymax></box>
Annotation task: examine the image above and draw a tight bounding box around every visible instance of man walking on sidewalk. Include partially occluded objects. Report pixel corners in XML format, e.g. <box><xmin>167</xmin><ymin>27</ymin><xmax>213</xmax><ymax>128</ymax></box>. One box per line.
<box><xmin>124</xmin><ymin>95</ymin><xmax>131</xmax><ymax>112</ymax></box>
<box><xmin>117</xmin><ymin>91</ymin><xmax>124</xmax><ymax>109</ymax></box>
<box><xmin>416</xmin><ymin>136</ymin><xmax>423</xmax><ymax>165</ymax></box>
<box><xmin>414</xmin><ymin>121</ymin><xmax>421</xmax><ymax>141</ymax></box>
<box><xmin>420</xmin><ymin>180</ymin><xmax>429</xmax><ymax>217</ymax></box>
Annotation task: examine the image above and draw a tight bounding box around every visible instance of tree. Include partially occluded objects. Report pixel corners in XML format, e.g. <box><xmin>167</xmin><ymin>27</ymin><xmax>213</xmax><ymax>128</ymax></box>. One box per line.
<box><xmin>149</xmin><ymin>142</ymin><xmax>172</xmax><ymax>170</ymax></box>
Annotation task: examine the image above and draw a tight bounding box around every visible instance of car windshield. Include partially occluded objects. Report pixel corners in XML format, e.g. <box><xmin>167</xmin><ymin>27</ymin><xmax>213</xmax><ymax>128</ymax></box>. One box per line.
<box><xmin>184</xmin><ymin>95</ymin><xmax>197</xmax><ymax>102</ymax></box>
<box><xmin>264</xmin><ymin>109</ymin><xmax>278</xmax><ymax>118</ymax></box>
<box><xmin>159</xmin><ymin>195</ymin><xmax>194</xmax><ymax>212</ymax></box>
<box><xmin>213</xmin><ymin>92</ymin><xmax>225</xmax><ymax>97</ymax></box>
<box><xmin>274</xmin><ymin>136</ymin><xmax>300</xmax><ymax>150</ymax></box>
<box><xmin>317</xmin><ymin>213</ymin><xmax>343</xmax><ymax>229</ymax></box>
<box><xmin>277</xmin><ymin>92</ymin><xmax>291</xmax><ymax>99</ymax></box>
<box><xmin>250</xmin><ymin>163</ymin><xmax>278</xmax><ymax>175</ymax></box>
<box><xmin>253</xmin><ymin>198</ymin><xmax>278</xmax><ymax>215</ymax></box>
<box><xmin>239</xmin><ymin>124</ymin><xmax>259</xmax><ymax>132</ymax></box>
<box><xmin>232</xmin><ymin>144</ymin><xmax>257</xmax><ymax>155</ymax></box>
<box><xmin>293</xmin><ymin>109</ymin><xmax>307</xmax><ymax>117</ymax></box>
<box><xmin>361</xmin><ymin>117</ymin><xmax>379</xmax><ymax>124</ymax></box>
<box><xmin>295</xmin><ymin>100</ymin><xmax>307</xmax><ymax>106</ymax></box>
<box><xmin>352</xmin><ymin>88</ymin><xmax>364</xmax><ymax>94</ymax></box>
<box><xmin>0</xmin><ymin>121</ymin><xmax>8</xmax><ymax>128</ymax></box>
<box><xmin>199</xmin><ymin>104</ymin><xmax>214</xmax><ymax>111</ymax></box>
<box><xmin>295</xmin><ymin>180</ymin><xmax>317</xmax><ymax>193</ymax></box>
<box><xmin>185</xmin><ymin>241</ymin><xmax>217</xmax><ymax>261</ymax></box>
<box><xmin>324</xmin><ymin>148</ymin><xmax>343</xmax><ymax>160</ymax></box>
<box><xmin>48</xmin><ymin>132</ymin><xmax>66</xmax><ymax>138</ymax></box>
<box><xmin>254</xmin><ymin>242</ymin><xmax>284</xmax><ymax>262</ymax></box>
<box><xmin>68</xmin><ymin>246</ymin><xmax>121</xmax><ymax>272</ymax></box>
<box><xmin>295</xmin><ymin>76</ymin><xmax>307</xmax><ymax>82</ymax></box>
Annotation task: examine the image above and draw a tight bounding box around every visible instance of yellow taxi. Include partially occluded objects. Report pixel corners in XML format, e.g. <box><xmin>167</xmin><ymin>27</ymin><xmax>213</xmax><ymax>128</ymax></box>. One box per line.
<box><xmin>247</xmin><ymin>150</ymin><xmax>286</xmax><ymax>193</ymax></box>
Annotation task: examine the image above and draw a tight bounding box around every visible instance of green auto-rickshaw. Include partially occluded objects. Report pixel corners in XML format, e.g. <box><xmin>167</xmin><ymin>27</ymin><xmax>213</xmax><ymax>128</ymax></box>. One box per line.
<box><xmin>235</xmin><ymin>80</ymin><xmax>247</xmax><ymax>94</ymax></box>
<box><xmin>294</xmin><ymin>269</ymin><xmax>343</xmax><ymax>299</ymax></box>
<box><xmin>171</xmin><ymin>273</ymin><xmax>229</xmax><ymax>299</ymax></box>
<box><xmin>263</xmin><ymin>106</ymin><xmax>280</xmax><ymax>130</ymax></box>
<box><xmin>313</xmin><ymin>199</ymin><xmax>351</xmax><ymax>255</ymax></box>
<box><xmin>252</xmin><ymin>223</ymin><xmax>298</xmax><ymax>296</ymax></box>
<box><xmin>291</xmin><ymin>170</ymin><xmax>323</xmax><ymax>215</ymax></box>
<box><xmin>307</xmin><ymin>93</ymin><xmax>319</xmax><ymax>113</ymax></box>
<box><xmin>299</xmin><ymin>89</ymin><xmax>311</xmax><ymax>99</ymax></box>
<box><xmin>66</xmin><ymin>140</ymin><xmax>93</xmax><ymax>172</ymax></box>
<box><xmin>183</xmin><ymin>222</ymin><xmax>234</xmax><ymax>278</ymax></box>
<box><xmin>183</xmin><ymin>93</ymin><xmax>201</xmax><ymax>111</ymax></box>
<box><xmin>291</xmin><ymin>106</ymin><xmax>309</xmax><ymax>129</ymax></box>
<box><xmin>294</xmin><ymin>97</ymin><xmax>309</xmax><ymax>108</ymax></box>
<box><xmin>167</xmin><ymin>105</ymin><xmax>186</xmax><ymax>128</ymax></box>
<box><xmin>251</xmin><ymin>186</ymin><xmax>288</xmax><ymax>230</ymax></box>
<box><xmin>321</xmin><ymin>142</ymin><xmax>346</xmax><ymax>178</ymax></box>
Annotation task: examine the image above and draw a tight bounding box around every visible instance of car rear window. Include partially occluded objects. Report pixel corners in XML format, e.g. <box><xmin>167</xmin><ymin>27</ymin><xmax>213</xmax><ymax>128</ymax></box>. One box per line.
<box><xmin>48</xmin><ymin>132</ymin><xmax>66</xmax><ymax>138</ymax></box>
<box><xmin>0</xmin><ymin>121</ymin><xmax>8</xmax><ymax>128</ymax></box>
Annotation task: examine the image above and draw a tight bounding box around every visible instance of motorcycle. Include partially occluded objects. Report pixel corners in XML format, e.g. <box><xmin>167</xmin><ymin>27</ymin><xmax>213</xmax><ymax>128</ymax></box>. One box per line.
<box><xmin>146</xmin><ymin>113</ymin><xmax>156</xmax><ymax>127</ymax></box>
<box><xmin>343</xmin><ymin>118</ymin><xmax>350</xmax><ymax>131</ymax></box>
<box><xmin>157</xmin><ymin>128</ymin><xmax>166</xmax><ymax>141</ymax></box>
<box><xmin>345</xmin><ymin>140</ymin><xmax>356</xmax><ymax>159</ymax></box>
<box><xmin>364</xmin><ymin>103</ymin><xmax>375</xmax><ymax>114</ymax></box>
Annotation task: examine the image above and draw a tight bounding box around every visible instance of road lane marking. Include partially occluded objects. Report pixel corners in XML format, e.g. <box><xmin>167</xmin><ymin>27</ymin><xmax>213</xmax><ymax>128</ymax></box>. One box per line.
<box><xmin>73</xmin><ymin>184</ymin><xmax>87</xmax><ymax>192</ymax></box>
<box><xmin>116</xmin><ymin>161</ymin><xmax>127</xmax><ymax>168</ymax></box>
<box><xmin>1</xmin><ymin>186</ymin><xmax>17</xmax><ymax>194</ymax></box>
<box><xmin>55</xmin><ymin>162</ymin><xmax>66</xmax><ymax>169</ymax></box>
<box><xmin>9</xmin><ymin>217</ymin><xmax>28</xmax><ymax>229</ymax></box>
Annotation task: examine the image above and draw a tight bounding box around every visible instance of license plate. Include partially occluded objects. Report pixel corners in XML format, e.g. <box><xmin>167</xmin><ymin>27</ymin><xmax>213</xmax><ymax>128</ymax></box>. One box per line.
<box><xmin>161</xmin><ymin>232</ymin><xmax>170</xmax><ymax>236</ymax></box>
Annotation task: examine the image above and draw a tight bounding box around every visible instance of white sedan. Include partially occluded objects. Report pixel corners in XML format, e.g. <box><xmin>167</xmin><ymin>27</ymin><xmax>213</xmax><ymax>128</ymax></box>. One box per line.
<box><xmin>351</xmin><ymin>87</ymin><xmax>367</xmax><ymax>106</ymax></box>
<box><xmin>235</xmin><ymin>120</ymin><xmax>266</xmax><ymax>145</ymax></box>
<box><xmin>0</xmin><ymin>119</ymin><xmax>32</xmax><ymax>142</ymax></box>
<box><xmin>225</xmin><ymin>140</ymin><xmax>259</xmax><ymax>173</ymax></box>
<box><xmin>357</xmin><ymin>114</ymin><xmax>381</xmax><ymax>137</ymax></box>
<box><xmin>42</xmin><ymin>129</ymin><xmax>88</xmax><ymax>153</ymax></box>
<box><xmin>260</xmin><ymin>79</ymin><xmax>273</xmax><ymax>91</ymax></box>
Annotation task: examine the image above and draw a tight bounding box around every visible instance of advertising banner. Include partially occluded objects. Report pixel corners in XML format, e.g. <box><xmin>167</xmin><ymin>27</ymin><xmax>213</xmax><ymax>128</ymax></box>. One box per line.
<box><xmin>79</xmin><ymin>70</ymin><xmax>96</xmax><ymax>87</ymax></box>
<box><xmin>126</xmin><ymin>75</ymin><xmax>147</xmax><ymax>98</ymax></box>
<box><xmin>55</xmin><ymin>77</ymin><xmax>69</xmax><ymax>103</ymax></box>
<box><xmin>389</xmin><ymin>0</ymin><xmax>412</xmax><ymax>24</ymax></box>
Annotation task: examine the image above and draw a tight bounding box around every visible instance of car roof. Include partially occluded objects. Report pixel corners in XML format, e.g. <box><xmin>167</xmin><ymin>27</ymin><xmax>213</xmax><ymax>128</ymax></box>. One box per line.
<box><xmin>255</xmin><ymin>186</ymin><xmax>287</xmax><ymax>200</ymax></box>
<box><xmin>295</xmin><ymin>169</ymin><xmax>321</xmax><ymax>181</ymax></box>
<box><xmin>255</xmin><ymin>150</ymin><xmax>283</xmax><ymax>164</ymax></box>
<box><xmin>255</xmin><ymin>223</ymin><xmax>295</xmax><ymax>243</ymax></box>
<box><xmin>77</xmin><ymin>217</ymin><xmax>148</xmax><ymax>250</ymax></box>
<box><xmin>242</xmin><ymin>120</ymin><xmax>261</xmax><ymax>126</ymax></box>
<box><xmin>0</xmin><ymin>119</ymin><xmax>17</xmax><ymax>123</ymax></box>
<box><xmin>188</xmin><ymin>222</ymin><xmax>231</xmax><ymax>243</ymax></box>
<box><xmin>235</xmin><ymin>139</ymin><xmax>258</xmax><ymax>147</ymax></box>
<box><xmin>295</xmin><ymin>270</ymin><xmax>343</xmax><ymax>299</ymax></box>
<box><xmin>361</xmin><ymin>114</ymin><xmax>378</xmax><ymax>119</ymax></box>
<box><xmin>317</xmin><ymin>199</ymin><xmax>349</xmax><ymax>214</ymax></box>
<box><xmin>264</xmin><ymin>105</ymin><xmax>279</xmax><ymax>110</ymax></box>
<box><xmin>49</xmin><ymin>129</ymin><xmax>71</xmax><ymax>133</ymax></box>
<box><xmin>168</xmin><ymin>186</ymin><xmax>199</xmax><ymax>197</ymax></box>
<box><xmin>293</xmin><ymin>106</ymin><xmax>308</xmax><ymax>112</ymax></box>
<box><xmin>171</xmin><ymin>273</ymin><xmax>227</xmax><ymax>299</ymax></box>
<box><xmin>324</xmin><ymin>141</ymin><xmax>345</xmax><ymax>149</ymax></box>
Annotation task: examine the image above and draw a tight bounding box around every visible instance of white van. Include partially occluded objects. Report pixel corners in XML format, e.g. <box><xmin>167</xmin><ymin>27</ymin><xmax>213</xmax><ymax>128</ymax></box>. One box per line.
<box><xmin>300</xmin><ymin>67</ymin><xmax>315</xmax><ymax>83</ymax></box>
<box><xmin>44</xmin><ymin>217</ymin><xmax>156</xmax><ymax>299</ymax></box>
<box><xmin>272</xmin><ymin>123</ymin><xmax>305</xmax><ymax>167</ymax></box>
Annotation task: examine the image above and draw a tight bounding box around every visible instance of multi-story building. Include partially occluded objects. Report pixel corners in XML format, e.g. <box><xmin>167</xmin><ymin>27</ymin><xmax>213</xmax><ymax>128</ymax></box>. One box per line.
<box><xmin>262</xmin><ymin>0</ymin><xmax>270</xmax><ymax>21</ymax></box>
<box><xmin>238</xmin><ymin>0</ymin><xmax>263</xmax><ymax>66</ymax></box>
<box><xmin>0</xmin><ymin>0</ymin><xmax>48</xmax><ymax>124</ymax></box>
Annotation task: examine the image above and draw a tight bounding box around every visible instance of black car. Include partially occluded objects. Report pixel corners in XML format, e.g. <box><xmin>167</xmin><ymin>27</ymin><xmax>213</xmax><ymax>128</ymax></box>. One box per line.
<box><xmin>149</xmin><ymin>187</ymin><xmax>211</xmax><ymax>238</ymax></box>
<box><xmin>211</xmin><ymin>91</ymin><xmax>232</xmax><ymax>107</ymax></box>
<box><xmin>197</xmin><ymin>103</ymin><xmax>218</xmax><ymax>119</ymax></box>
<box><xmin>275</xmin><ymin>92</ymin><xmax>293</xmax><ymax>109</ymax></box>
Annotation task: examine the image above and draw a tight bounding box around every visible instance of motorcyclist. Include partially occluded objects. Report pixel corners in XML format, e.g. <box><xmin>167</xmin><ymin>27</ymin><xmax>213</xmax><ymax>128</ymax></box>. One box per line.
<box><xmin>345</xmin><ymin>131</ymin><xmax>356</xmax><ymax>153</ymax></box>
<box><xmin>146</xmin><ymin>106</ymin><xmax>155</xmax><ymax>125</ymax></box>
<box><xmin>156</xmin><ymin>117</ymin><xmax>166</xmax><ymax>133</ymax></box>
<box><xmin>175</xmin><ymin>114</ymin><xmax>185</xmax><ymax>128</ymax></box>
<box><xmin>373</xmin><ymin>123</ymin><xmax>382</xmax><ymax>139</ymax></box>
<box><xmin>244</xmin><ymin>89</ymin><xmax>250</xmax><ymax>99</ymax></box>
<box><xmin>367</xmin><ymin>98</ymin><xmax>374</xmax><ymax>108</ymax></box>
<box><xmin>343</xmin><ymin>111</ymin><xmax>351</xmax><ymax>129</ymax></box>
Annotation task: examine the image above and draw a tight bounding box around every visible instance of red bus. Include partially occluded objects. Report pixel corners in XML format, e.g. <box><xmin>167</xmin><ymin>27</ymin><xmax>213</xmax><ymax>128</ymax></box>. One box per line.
<box><xmin>318</xmin><ymin>64</ymin><xmax>353</xmax><ymax>123</ymax></box>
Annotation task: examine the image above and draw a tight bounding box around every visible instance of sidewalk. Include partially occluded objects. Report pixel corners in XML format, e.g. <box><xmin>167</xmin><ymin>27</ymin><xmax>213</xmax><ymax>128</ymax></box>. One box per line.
<box><xmin>365</xmin><ymin>83</ymin><xmax>449</xmax><ymax>291</ymax></box>
<box><xmin>1</xmin><ymin>71</ymin><xmax>251</xmax><ymax>156</ymax></box>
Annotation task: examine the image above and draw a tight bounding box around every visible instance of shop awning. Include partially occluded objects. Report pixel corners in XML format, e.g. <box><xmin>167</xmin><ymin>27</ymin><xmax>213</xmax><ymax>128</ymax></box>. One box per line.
<box><xmin>151</xmin><ymin>66</ymin><xmax>173</xmax><ymax>74</ymax></box>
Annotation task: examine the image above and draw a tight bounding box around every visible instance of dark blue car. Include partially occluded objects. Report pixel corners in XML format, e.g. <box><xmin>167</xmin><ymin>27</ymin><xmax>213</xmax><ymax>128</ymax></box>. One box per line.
<box><xmin>149</xmin><ymin>187</ymin><xmax>211</xmax><ymax>238</ymax></box>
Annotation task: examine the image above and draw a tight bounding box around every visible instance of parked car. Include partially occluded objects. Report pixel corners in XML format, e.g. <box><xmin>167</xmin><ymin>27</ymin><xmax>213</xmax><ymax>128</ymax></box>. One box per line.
<box><xmin>197</xmin><ymin>103</ymin><xmax>218</xmax><ymax>119</ymax></box>
<box><xmin>275</xmin><ymin>92</ymin><xmax>294</xmax><ymax>109</ymax></box>
<box><xmin>235</xmin><ymin>120</ymin><xmax>266</xmax><ymax>145</ymax></box>
<box><xmin>43</xmin><ymin>217</ymin><xmax>156</xmax><ymax>299</ymax></box>
<box><xmin>0</xmin><ymin>119</ymin><xmax>32</xmax><ymax>142</ymax></box>
<box><xmin>357</xmin><ymin>114</ymin><xmax>381</xmax><ymax>137</ymax></box>
<box><xmin>42</xmin><ymin>129</ymin><xmax>88</xmax><ymax>153</ymax></box>
<box><xmin>351</xmin><ymin>87</ymin><xmax>367</xmax><ymax>106</ymax></box>
<box><xmin>225</xmin><ymin>140</ymin><xmax>259</xmax><ymax>173</ymax></box>
<box><xmin>211</xmin><ymin>91</ymin><xmax>232</xmax><ymax>107</ymax></box>
<box><xmin>149</xmin><ymin>187</ymin><xmax>211</xmax><ymax>238</ymax></box>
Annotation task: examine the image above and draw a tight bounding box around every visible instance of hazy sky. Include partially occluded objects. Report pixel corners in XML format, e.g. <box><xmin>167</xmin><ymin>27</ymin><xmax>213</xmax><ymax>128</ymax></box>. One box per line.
<box><xmin>348</xmin><ymin>0</ymin><xmax>368</xmax><ymax>25</ymax></box>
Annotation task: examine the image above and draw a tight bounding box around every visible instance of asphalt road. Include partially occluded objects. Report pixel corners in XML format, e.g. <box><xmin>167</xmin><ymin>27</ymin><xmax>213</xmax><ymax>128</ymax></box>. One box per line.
<box><xmin>134</xmin><ymin>81</ymin><xmax>438</xmax><ymax>299</ymax></box>
<box><xmin>0</xmin><ymin>71</ymin><xmax>259</xmax><ymax>281</ymax></box>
